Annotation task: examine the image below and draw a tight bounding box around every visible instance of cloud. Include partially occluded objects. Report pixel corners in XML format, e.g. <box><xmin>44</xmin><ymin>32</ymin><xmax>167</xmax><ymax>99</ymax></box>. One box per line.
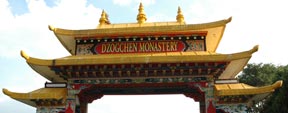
<box><xmin>0</xmin><ymin>0</ymin><xmax>100</xmax><ymax>112</ymax></box>
<box><xmin>113</xmin><ymin>0</ymin><xmax>133</xmax><ymax>6</ymax></box>
<box><xmin>0</xmin><ymin>0</ymin><xmax>102</xmax><ymax>58</ymax></box>
<box><xmin>183</xmin><ymin>0</ymin><xmax>288</xmax><ymax>65</ymax></box>
<box><xmin>147</xmin><ymin>13</ymin><xmax>174</xmax><ymax>22</ymax></box>
<box><xmin>112</xmin><ymin>0</ymin><xmax>155</xmax><ymax>6</ymax></box>
<box><xmin>0</xmin><ymin>95</ymin><xmax>7</xmax><ymax>104</ymax></box>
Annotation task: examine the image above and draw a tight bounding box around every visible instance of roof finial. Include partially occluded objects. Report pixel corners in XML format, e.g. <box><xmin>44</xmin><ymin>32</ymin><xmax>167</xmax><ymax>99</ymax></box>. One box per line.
<box><xmin>99</xmin><ymin>10</ymin><xmax>109</xmax><ymax>25</ymax></box>
<box><xmin>137</xmin><ymin>2</ymin><xmax>147</xmax><ymax>24</ymax></box>
<box><xmin>20</xmin><ymin>50</ymin><xmax>29</xmax><ymax>60</ymax></box>
<box><xmin>176</xmin><ymin>6</ymin><xmax>185</xmax><ymax>23</ymax></box>
<box><xmin>104</xmin><ymin>11</ymin><xmax>111</xmax><ymax>24</ymax></box>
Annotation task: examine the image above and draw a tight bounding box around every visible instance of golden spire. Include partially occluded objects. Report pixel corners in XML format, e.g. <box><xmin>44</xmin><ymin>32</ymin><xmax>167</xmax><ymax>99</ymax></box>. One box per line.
<box><xmin>99</xmin><ymin>10</ymin><xmax>109</xmax><ymax>25</ymax></box>
<box><xmin>104</xmin><ymin>12</ymin><xmax>111</xmax><ymax>24</ymax></box>
<box><xmin>176</xmin><ymin>6</ymin><xmax>185</xmax><ymax>23</ymax></box>
<box><xmin>137</xmin><ymin>2</ymin><xmax>147</xmax><ymax>24</ymax></box>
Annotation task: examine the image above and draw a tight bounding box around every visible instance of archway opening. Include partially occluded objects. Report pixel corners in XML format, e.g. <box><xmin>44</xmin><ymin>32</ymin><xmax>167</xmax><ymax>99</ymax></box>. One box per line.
<box><xmin>88</xmin><ymin>95</ymin><xmax>199</xmax><ymax>113</ymax></box>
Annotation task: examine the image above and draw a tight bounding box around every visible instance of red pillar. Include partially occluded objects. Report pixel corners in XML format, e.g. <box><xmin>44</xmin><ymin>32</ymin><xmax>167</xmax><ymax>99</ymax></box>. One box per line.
<box><xmin>65</xmin><ymin>100</ymin><xmax>76</xmax><ymax>113</ymax></box>
<box><xmin>65</xmin><ymin>82</ymin><xmax>77</xmax><ymax>113</ymax></box>
<box><xmin>207</xmin><ymin>100</ymin><xmax>216</xmax><ymax>113</ymax></box>
<box><xmin>199</xmin><ymin>101</ymin><xmax>206</xmax><ymax>113</ymax></box>
<box><xmin>80</xmin><ymin>102</ymin><xmax>88</xmax><ymax>113</ymax></box>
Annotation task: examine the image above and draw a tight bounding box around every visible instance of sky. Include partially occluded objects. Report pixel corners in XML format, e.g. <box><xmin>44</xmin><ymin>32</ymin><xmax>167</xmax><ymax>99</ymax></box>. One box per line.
<box><xmin>0</xmin><ymin>0</ymin><xmax>288</xmax><ymax>113</ymax></box>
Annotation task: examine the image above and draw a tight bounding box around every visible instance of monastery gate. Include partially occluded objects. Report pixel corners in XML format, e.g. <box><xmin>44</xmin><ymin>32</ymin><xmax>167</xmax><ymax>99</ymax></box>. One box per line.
<box><xmin>3</xmin><ymin>3</ymin><xmax>282</xmax><ymax>113</ymax></box>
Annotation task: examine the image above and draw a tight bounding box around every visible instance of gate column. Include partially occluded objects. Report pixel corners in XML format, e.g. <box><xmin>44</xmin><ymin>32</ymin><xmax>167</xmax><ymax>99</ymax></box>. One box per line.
<box><xmin>65</xmin><ymin>83</ymin><xmax>77</xmax><ymax>113</ymax></box>
<box><xmin>199</xmin><ymin>100</ymin><xmax>206</xmax><ymax>113</ymax></box>
<box><xmin>205</xmin><ymin>82</ymin><xmax>216</xmax><ymax>113</ymax></box>
<box><xmin>79</xmin><ymin>102</ymin><xmax>88</xmax><ymax>113</ymax></box>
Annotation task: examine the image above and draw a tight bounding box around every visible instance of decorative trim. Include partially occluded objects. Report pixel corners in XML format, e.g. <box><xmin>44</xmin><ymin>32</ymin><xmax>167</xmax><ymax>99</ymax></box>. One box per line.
<box><xmin>71</xmin><ymin>77</ymin><xmax>207</xmax><ymax>84</ymax></box>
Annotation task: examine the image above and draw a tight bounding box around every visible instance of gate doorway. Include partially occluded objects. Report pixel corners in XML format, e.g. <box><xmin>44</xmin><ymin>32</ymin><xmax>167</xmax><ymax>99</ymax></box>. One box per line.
<box><xmin>88</xmin><ymin>95</ymin><xmax>199</xmax><ymax>113</ymax></box>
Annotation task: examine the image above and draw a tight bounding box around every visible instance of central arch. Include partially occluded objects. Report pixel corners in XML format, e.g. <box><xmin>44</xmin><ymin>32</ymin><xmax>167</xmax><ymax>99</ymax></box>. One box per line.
<box><xmin>88</xmin><ymin>95</ymin><xmax>200</xmax><ymax>113</ymax></box>
<box><xmin>76</xmin><ymin>82</ymin><xmax>207</xmax><ymax>113</ymax></box>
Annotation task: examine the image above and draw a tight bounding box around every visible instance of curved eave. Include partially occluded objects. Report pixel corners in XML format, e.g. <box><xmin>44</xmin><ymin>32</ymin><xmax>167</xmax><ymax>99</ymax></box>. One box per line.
<box><xmin>49</xmin><ymin>17</ymin><xmax>231</xmax><ymax>55</ymax></box>
<box><xmin>2</xmin><ymin>88</ymin><xmax>67</xmax><ymax>107</ymax></box>
<box><xmin>219</xmin><ymin>56</ymin><xmax>251</xmax><ymax>79</ymax></box>
<box><xmin>23</xmin><ymin>45</ymin><xmax>256</xmax><ymax>66</ymax></box>
<box><xmin>21</xmin><ymin>45</ymin><xmax>257</xmax><ymax>82</ymax></box>
<box><xmin>214</xmin><ymin>80</ymin><xmax>283</xmax><ymax>96</ymax></box>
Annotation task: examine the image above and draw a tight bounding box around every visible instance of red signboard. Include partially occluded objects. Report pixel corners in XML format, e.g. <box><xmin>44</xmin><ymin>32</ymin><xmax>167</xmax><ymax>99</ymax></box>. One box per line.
<box><xmin>94</xmin><ymin>40</ymin><xmax>185</xmax><ymax>54</ymax></box>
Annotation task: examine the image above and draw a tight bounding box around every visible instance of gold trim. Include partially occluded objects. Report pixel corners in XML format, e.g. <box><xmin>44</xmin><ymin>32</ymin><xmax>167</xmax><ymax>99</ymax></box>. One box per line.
<box><xmin>215</xmin><ymin>80</ymin><xmax>283</xmax><ymax>96</ymax></box>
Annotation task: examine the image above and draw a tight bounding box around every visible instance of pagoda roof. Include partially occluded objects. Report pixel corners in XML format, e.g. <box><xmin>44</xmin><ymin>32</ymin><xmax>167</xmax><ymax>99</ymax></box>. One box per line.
<box><xmin>214</xmin><ymin>80</ymin><xmax>283</xmax><ymax>96</ymax></box>
<box><xmin>21</xmin><ymin>45</ymin><xmax>258</xmax><ymax>82</ymax></box>
<box><xmin>214</xmin><ymin>80</ymin><xmax>283</xmax><ymax>105</ymax></box>
<box><xmin>2</xmin><ymin>88</ymin><xmax>67</xmax><ymax>107</ymax></box>
<box><xmin>49</xmin><ymin>17</ymin><xmax>231</xmax><ymax>55</ymax></box>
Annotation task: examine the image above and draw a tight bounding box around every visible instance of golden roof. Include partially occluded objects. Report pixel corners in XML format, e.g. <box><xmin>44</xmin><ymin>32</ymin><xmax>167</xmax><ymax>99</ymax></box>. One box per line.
<box><xmin>2</xmin><ymin>88</ymin><xmax>67</xmax><ymax>107</ymax></box>
<box><xmin>21</xmin><ymin>45</ymin><xmax>258</xmax><ymax>82</ymax></box>
<box><xmin>49</xmin><ymin>17</ymin><xmax>231</xmax><ymax>55</ymax></box>
<box><xmin>214</xmin><ymin>80</ymin><xmax>283</xmax><ymax>96</ymax></box>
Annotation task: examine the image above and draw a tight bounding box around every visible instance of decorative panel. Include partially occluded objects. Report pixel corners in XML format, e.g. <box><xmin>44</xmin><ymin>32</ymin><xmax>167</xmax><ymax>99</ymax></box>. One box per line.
<box><xmin>75</xmin><ymin>35</ymin><xmax>206</xmax><ymax>55</ymax></box>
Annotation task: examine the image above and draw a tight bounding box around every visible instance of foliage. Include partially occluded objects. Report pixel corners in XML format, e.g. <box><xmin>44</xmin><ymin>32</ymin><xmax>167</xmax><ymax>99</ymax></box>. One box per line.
<box><xmin>238</xmin><ymin>63</ymin><xmax>277</xmax><ymax>86</ymax></box>
<box><xmin>237</xmin><ymin>63</ymin><xmax>287</xmax><ymax>113</ymax></box>
<box><xmin>261</xmin><ymin>65</ymin><xmax>288</xmax><ymax>113</ymax></box>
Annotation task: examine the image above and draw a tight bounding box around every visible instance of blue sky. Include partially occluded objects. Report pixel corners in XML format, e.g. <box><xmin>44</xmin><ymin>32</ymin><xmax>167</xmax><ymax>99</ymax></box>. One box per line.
<box><xmin>1</xmin><ymin>0</ymin><xmax>288</xmax><ymax>113</ymax></box>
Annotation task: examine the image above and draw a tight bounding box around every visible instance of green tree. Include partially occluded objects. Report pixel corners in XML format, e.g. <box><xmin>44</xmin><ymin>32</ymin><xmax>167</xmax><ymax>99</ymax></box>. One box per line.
<box><xmin>261</xmin><ymin>65</ymin><xmax>288</xmax><ymax>113</ymax></box>
<box><xmin>238</xmin><ymin>63</ymin><xmax>277</xmax><ymax>86</ymax></box>
<box><xmin>237</xmin><ymin>63</ymin><xmax>287</xmax><ymax>113</ymax></box>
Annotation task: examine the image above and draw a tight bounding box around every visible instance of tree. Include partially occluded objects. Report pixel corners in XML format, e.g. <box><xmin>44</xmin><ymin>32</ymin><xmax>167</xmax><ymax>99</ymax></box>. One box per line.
<box><xmin>238</xmin><ymin>63</ymin><xmax>277</xmax><ymax>86</ymax></box>
<box><xmin>237</xmin><ymin>63</ymin><xmax>287</xmax><ymax>113</ymax></box>
<box><xmin>261</xmin><ymin>65</ymin><xmax>288</xmax><ymax>113</ymax></box>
